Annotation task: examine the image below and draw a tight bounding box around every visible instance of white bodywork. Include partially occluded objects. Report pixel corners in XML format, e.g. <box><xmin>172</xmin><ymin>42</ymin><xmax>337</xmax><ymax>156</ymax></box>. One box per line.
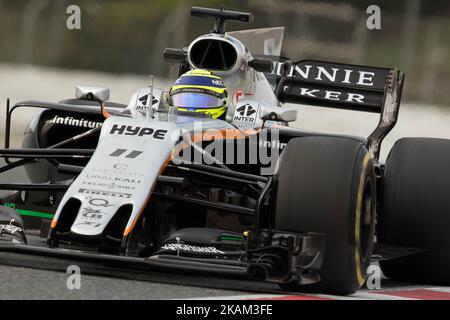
<box><xmin>67</xmin><ymin>116</ymin><xmax>179</xmax><ymax>236</ymax></box>
<box><xmin>53</xmin><ymin>28</ymin><xmax>293</xmax><ymax>237</ymax></box>
<box><xmin>54</xmin><ymin>113</ymin><xmax>236</xmax><ymax>236</ymax></box>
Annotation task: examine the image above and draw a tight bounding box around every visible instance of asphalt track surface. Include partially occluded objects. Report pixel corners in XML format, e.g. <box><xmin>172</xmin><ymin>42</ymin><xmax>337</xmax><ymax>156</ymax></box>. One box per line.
<box><xmin>1</xmin><ymin>237</ymin><xmax>450</xmax><ymax>300</ymax></box>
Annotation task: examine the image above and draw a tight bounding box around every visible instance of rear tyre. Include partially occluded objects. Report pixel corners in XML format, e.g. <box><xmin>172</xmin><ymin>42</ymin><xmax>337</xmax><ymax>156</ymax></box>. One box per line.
<box><xmin>275</xmin><ymin>136</ymin><xmax>376</xmax><ymax>294</ymax></box>
<box><xmin>379</xmin><ymin>138</ymin><xmax>450</xmax><ymax>285</ymax></box>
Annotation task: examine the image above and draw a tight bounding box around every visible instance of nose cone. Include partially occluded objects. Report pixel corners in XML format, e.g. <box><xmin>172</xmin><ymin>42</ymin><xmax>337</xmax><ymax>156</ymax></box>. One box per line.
<box><xmin>70</xmin><ymin>205</ymin><xmax>118</xmax><ymax>236</ymax></box>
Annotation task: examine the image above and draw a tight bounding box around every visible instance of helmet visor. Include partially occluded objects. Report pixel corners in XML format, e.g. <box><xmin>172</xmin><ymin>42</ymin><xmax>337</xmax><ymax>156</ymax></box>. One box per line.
<box><xmin>171</xmin><ymin>92</ymin><xmax>223</xmax><ymax>109</ymax></box>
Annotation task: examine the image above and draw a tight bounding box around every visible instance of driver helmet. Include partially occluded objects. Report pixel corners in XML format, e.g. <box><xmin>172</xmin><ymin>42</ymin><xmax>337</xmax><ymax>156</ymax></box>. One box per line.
<box><xmin>169</xmin><ymin>69</ymin><xmax>228</xmax><ymax>120</ymax></box>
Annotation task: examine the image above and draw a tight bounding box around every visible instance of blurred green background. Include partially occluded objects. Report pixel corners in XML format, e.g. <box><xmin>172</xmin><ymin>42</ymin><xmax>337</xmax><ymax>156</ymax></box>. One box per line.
<box><xmin>0</xmin><ymin>0</ymin><xmax>449</xmax><ymax>105</ymax></box>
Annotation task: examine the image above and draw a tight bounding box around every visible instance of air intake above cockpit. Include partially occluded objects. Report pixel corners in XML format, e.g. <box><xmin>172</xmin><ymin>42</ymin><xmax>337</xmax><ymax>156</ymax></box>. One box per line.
<box><xmin>189</xmin><ymin>38</ymin><xmax>238</xmax><ymax>71</ymax></box>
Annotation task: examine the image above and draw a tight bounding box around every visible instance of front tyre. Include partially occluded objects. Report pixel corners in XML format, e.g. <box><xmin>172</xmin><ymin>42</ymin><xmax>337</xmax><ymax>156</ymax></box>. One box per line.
<box><xmin>275</xmin><ymin>136</ymin><xmax>376</xmax><ymax>294</ymax></box>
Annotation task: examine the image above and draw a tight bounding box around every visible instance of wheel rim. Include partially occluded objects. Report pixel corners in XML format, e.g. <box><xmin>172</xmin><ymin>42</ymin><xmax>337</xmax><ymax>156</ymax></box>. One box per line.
<box><xmin>359</xmin><ymin>178</ymin><xmax>373</xmax><ymax>264</ymax></box>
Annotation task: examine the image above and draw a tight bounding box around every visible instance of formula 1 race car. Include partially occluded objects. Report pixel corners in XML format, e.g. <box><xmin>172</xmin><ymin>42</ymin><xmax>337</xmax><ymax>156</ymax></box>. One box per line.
<box><xmin>1</xmin><ymin>6</ymin><xmax>449</xmax><ymax>295</ymax></box>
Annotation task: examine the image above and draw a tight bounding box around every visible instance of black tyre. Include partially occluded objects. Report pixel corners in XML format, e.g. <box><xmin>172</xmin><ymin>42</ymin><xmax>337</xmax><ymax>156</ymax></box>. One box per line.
<box><xmin>0</xmin><ymin>206</ymin><xmax>27</xmax><ymax>244</ymax></box>
<box><xmin>379</xmin><ymin>138</ymin><xmax>450</xmax><ymax>285</ymax></box>
<box><xmin>0</xmin><ymin>205</ymin><xmax>25</xmax><ymax>226</ymax></box>
<box><xmin>275</xmin><ymin>136</ymin><xmax>376</xmax><ymax>294</ymax></box>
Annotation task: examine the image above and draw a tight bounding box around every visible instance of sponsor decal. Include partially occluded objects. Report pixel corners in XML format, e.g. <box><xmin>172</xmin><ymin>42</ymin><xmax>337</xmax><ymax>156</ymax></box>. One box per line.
<box><xmin>269</xmin><ymin>60</ymin><xmax>390</xmax><ymax>105</ymax></box>
<box><xmin>259</xmin><ymin>140</ymin><xmax>287</xmax><ymax>150</ymax></box>
<box><xmin>75</xmin><ymin>207</ymin><xmax>106</xmax><ymax>228</ymax></box>
<box><xmin>211</xmin><ymin>79</ymin><xmax>224</xmax><ymax>86</ymax></box>
<box><xmin>82</xmin><ymin>181</ymin><xmax>136</xmax><ymax>191</ymax></box>
<box><xmin>272</xmin><ymin>62</ymin><xmax>378</xmax><ymax>87</ymax></box>
<box><xmin>78</xmin><ymin>188</ymin><xmax>132</xmax><ymax>199</ymax></box>
<box><xmin>109</xmin><ymin>149</ymin><xmax>142</xmax><ymax>159</ymax></box>
<box><xmin>233</xmin><ymin>104</ymin><xmax>257</xmax><ymax>124</ymax></box>
<box><xmin>161</xmin><ymin>243</ymin><xmax>225</xmax><ymax>254</ymax></box>
<box><xmin>237</xmin><ymin>104</ymin><xmax>256</xmax><ymax>117</ymax></box>
<box><xmin>113</xmin><ymin>163</ymin><xmax>128</xmax><ymax>170</ymax></box>
<box><xmin>293</xmin><ymin>87</ymin><xmax>365</xmax><ymax>104</ymax></box>
<box><xmin>90</xmin><ymin>167</ymin><xmax>144</xmax><ymax>177</ymax></box>
<box><xmin>52</xmin><ymin>116</ymin><xmax>102</xmax><ymax>129</ymax></box>
<box><xmin>0</xmin><ymin>224</ymin><xmax>23</xmax><ymax>235</ymax></box>
<box><xmin>105</xmin><ymin>183</ymin><xmax>135</xmax><ymax>190</ymax></box>
<box><xmin>81</xmin><ymin>207</ymin><xmax>103</xmax><ymax>217</ymax></box>
<box><xmin>110</xmin><ymin>124</ymin><xmax>168</xmax><ymax>139</ymax></box>
<box><xmin>136</xmin><ymin>94</ymin><xmax>158</xmax><ymax>111</ymax></box>
<box><xmin>85</xmin><ymin>175</ymin><xmax>141</xmax><ymax>184</ymax></box>
<box><xmin>74</xmin><ymin>221</ymin><xmax>102</xmax><ymax>228</ymax></box>
<box><xmin>87</xmin><ymin>198</ymin><xmax>113</xmax><ymax>207</ymax></box>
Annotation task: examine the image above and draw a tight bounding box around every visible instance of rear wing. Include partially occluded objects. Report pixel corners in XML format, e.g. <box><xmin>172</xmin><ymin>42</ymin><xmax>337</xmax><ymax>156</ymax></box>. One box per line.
<box><xmin>265</xmin><ymin>59</ymin><xmax>405</xmax><ymax>160</ymax></box>
<box><xmin>272</xmin><ymin>60</ymin><xmax>395</xmax><ymax>113</ymax></box>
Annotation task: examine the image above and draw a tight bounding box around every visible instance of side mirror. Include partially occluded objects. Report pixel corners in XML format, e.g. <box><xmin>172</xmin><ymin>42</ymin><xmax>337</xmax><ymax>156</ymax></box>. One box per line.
<box><xmin>75</xmin><ymin>85</ymin><xmax>110</xmax><ymax>104</ymax></box>
<box><xmin>248</xmin><ymin>58</ymin><xmax>273</xmax><ymax>73</ymax></box>
<box><xmin>164</xmin><ymin>48</ymin><xmax>187</xmax><ymax>63</ymax></box>
<box><xmin>259</xmin><ymin>105</ymin><xmax>297</xmax><ymax>122</ymax></box>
